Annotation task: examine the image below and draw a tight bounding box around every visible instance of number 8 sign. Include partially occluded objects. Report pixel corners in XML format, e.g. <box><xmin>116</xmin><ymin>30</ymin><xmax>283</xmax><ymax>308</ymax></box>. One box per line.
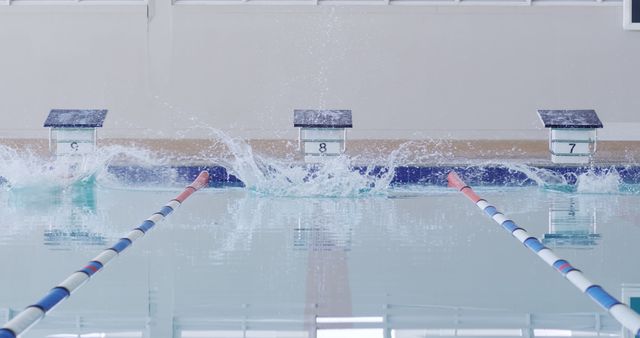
<box><xmin>304</xmin><ymin>141</ymin><xmax>340</xmax><ymax>155</ymax></box>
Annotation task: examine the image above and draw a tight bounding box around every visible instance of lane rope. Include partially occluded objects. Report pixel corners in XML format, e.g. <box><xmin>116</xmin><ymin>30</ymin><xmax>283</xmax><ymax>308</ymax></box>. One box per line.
<box><xmin>0</xmin><ymin>171</ymin><xmax>210</xmax><ymax>338</ymax></box>
<box><xmin>448</xmin><ymin>171</ymin><xmax>640</xmax><ymax>338</ymax></box>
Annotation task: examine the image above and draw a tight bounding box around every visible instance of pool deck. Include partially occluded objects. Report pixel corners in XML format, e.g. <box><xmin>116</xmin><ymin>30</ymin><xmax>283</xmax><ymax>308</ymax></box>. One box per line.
<box><xmin>3</xmin><ymin>138</ymin><xmax>640</xmax><ymax>186</ymax></box>
<box><xmin>2</xmin><ymin>138</ymin><xmax>639</xmax><ymax>166</ymax></box>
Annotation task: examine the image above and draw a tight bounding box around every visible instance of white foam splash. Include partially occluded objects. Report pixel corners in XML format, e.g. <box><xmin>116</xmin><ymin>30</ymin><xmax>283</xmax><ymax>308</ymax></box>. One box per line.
<box><xmin>496</xmin><ymin>163</ymin><xmax>568</xmax><ymax>187</ymax></box>
<box><xmin>2</xmin><ymin>130</ymin><xmax>628</xmax><ymax>196</ymax></box>
<box><xmin>205</xmin><ymin>129</ymin><xmax>398</xmax><ymax>197</ymax></box>
<box><xmin>576</xmin><ymin>168</ymin><xmax>620</xmax><ymax>194</ymax></box>
<box><xmin>0</xmin><ymin>144</ymin><xmax>168</xmax><ymax>190</ymax></box>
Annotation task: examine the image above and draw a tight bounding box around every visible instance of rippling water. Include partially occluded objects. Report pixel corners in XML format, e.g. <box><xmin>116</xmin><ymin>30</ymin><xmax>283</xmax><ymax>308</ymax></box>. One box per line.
<box><xmin>1</xmin><ymin>130</ymin><xmax>640</xmax><ymax>337</ymax></box>
<box><xmin>0</xmin><ymin>185</ymin><xmax>639</xmax><ymax>337</ymax></box>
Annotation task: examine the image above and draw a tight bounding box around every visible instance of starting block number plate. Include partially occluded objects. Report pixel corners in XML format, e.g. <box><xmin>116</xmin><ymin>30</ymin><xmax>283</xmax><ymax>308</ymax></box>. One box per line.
<box><xmin>551</xmin><ymin>142</ymin><xmax>590</xmax><ymax>155</ymax></box>
<box><xmin>57</xmin><ymin>141</ymin><xmax>94</xmax><ymax>155</ymax></box>
<box><xmin>304</xmin><ymin>141</ymin><xmax>342</xmax><ymax>155</ymax></box>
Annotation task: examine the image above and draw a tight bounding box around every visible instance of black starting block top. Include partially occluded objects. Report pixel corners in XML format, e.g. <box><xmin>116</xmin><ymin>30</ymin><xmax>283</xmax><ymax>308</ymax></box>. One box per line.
<box><xmin>537</xmin><ymin>110</ymin><xmax>603</xmax><ymax>129</ymax></box>
<box><xmin>44</xmin><ymin>109</ymin><xmax>108</xmax><ymax>128</ymax></box>
<box><xmin>294</xmin><ymin>110</ymin><xmax>352</xmax><ymax>128</ymax></box>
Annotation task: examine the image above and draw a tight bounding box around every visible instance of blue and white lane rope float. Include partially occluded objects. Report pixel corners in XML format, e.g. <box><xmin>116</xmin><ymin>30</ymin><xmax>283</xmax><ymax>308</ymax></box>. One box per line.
<box><xmin>0</xmin><ymin>171</ymin><xmax>210</xmax><ymax>338</ymax></box>
<box><xmin>448</xmin><ymin>171</ymin><xmax>640</xmax><ymax>338</ymax></box>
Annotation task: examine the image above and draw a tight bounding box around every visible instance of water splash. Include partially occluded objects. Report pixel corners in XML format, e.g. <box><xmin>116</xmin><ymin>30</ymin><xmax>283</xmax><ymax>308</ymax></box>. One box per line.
<box><xmin>501</xmin><ymin>163</ymin><xmax>625</xmax><ymax>194</ymax></box>
<box><xmin>501</xmin><ymin>163</ymin><xmax>569</xmax><ymax>187</ymax></box>
<box><xmin>201</xmin><ymin>129</ymin><xmax>399</xmax><ymax>197</ymax></box>
<box><xmin>0</xmin><ymin>144</ymin><xmax>169</xmax><ymax>190</ymax></box>
<box><xmin>576</xmin><ymin>168</ymin><xmax>621</xmax><ymax>194</ymax></box>
<box><xmin>0</xmin><ymin>145</ymin><xmax>81</xmax><ymax>189</ymax></box>
<box><xmin>1</xmin><ymin>132</ymin><xmax>633</xmax><ymax>196</ymax></box>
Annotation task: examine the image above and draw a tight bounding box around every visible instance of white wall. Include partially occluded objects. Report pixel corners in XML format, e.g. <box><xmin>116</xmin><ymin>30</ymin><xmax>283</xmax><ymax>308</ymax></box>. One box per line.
<box><xmin>0</xmin><ymin>3</ymin><xmax>639</xmax><ymax>140</ymax></box>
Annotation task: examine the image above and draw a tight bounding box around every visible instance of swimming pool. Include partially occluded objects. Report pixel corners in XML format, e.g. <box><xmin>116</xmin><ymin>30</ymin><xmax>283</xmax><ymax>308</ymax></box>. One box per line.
<box><xmin>1</xmin><ymin>170</ymin><xmax>639</xmax><ymax>337</ymax></box>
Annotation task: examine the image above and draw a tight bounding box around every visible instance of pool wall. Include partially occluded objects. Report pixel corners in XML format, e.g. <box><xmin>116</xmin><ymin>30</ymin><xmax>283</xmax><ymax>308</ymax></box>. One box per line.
<box><xmin>108</xmin><ymin>164</ymin><xmax>640</xmax><ymax>187</ymax></box>
<box><xmin>0</xmin><ymin>5</ymin><xmax>639</xmax><ymax>140</ymax></box>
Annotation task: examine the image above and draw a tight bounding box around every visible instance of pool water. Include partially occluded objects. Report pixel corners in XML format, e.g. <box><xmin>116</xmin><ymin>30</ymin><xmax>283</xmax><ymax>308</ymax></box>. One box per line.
<box><xmin>1</xmin><ymin>181</ymin><xmax>639</xmax><ymax>338</ymax></box>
